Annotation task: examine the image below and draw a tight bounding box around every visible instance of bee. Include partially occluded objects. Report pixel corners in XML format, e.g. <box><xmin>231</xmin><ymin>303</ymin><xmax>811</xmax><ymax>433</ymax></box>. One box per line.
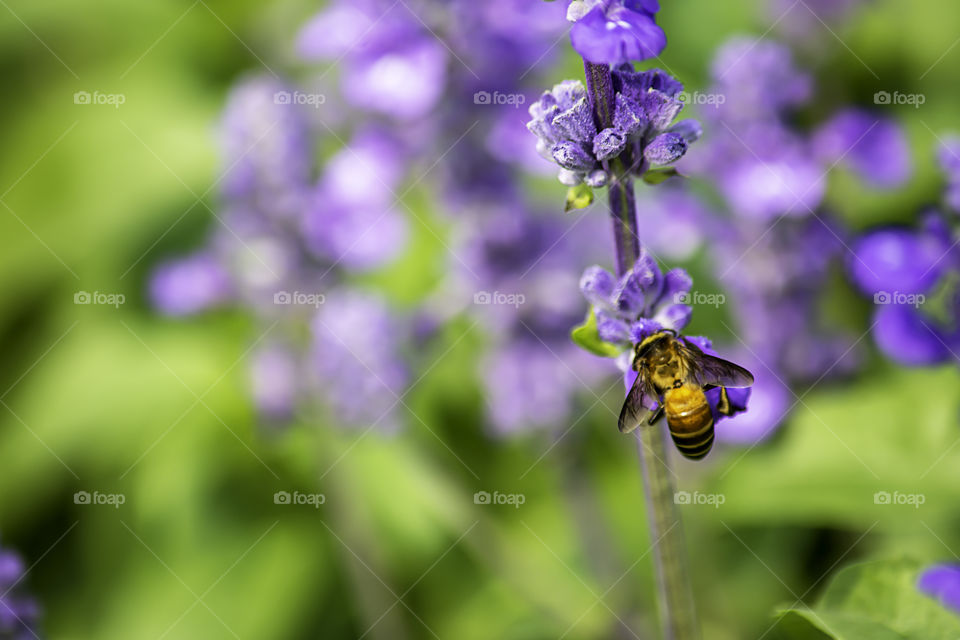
<box><xmin>618</xmin><ymin>330</ymin><xmax>754</xmax><ymax>460</ymax></box>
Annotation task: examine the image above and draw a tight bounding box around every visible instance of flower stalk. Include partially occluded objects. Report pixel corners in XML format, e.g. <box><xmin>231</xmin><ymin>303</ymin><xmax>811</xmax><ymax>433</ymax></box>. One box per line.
<box><xmin>584</xmin><ymin>60</ymin><xmax>700</xmax><ymax>640</ymax></box>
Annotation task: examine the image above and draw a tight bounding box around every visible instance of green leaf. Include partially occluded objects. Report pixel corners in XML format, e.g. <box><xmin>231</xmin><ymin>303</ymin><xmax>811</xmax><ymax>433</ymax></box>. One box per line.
<box><xmin>774</xmin><ymin>558</ymin><xmax>960</xmax><ymax>640</ymax></box>
<box><xmin>641</xmin><ymin>167</ymin><xmax>683</xmax><ymax>185</ymax></box>
<box><xmin>565</xmin><ymin>184</ymin><xmax>594</xmax><ymax>212</ymax></box>
<box><xmin>570</xmin><ymin>309</ymin><xmax>623</xmax><ymax>358</ymax></box>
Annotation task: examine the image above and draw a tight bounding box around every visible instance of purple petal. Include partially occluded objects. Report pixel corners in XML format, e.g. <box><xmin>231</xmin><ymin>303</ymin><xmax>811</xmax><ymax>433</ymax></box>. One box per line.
<box><xmin>813</xmin><ymin>109</ymin><xmax>911</xmax><ymax>188</ymax></box>
<box><xmin>593</xmin><ymin>128</ymin><xmax>627</xmax><ymax>161</ymax></box>
<box><xmin>149</xmin><ymin>253</ymin><xmax>232</xmax><ymax>316</ymax></box>
<box><xmin>613</xmin><ymin>93</ymin><xmax>645</xmax><ymax>136</ymax></box>
<box><xmin>641</xmin><ymin>91</ymin><xmax>683</xmax><ymax>132</ymax></box>
<box><xmin>644</xmin><ymin>132</ymin><xmax>687</xmax><ymax>165</ymax></box>
<box><xmin>580</xmin><ymin>265</ymin><xmax>617</xmax><ymax>308</ymax></box>
<box><xmin>570</xmin><ymin>5</ymin><xmax>666</xmax><ymax>66</ymax></box>
<box><xmin>553</xmin><ymin>97</ymin><xmax>598</xmax><ymax>144</ymax></box>
<box><xmin>552</xmin><ymin>141</ymin><xmax>596</xmax><ymax>172</ymax></box>
<box><xmin>873</xmin><ymin>305</ymin><xmax>950</xmax><ymax>366</ymax></box>
<box><xmin>919</xmin><ymin>564</ymin><xmax>960</xmax><ymax>612</ymax></box>
<box><xmin>669</xmin><ymin>119</ymin><xmax>702</xmax><ymax>144</ymax></box>
<box><xmin>597</xmin><ymin>311</ymin><xmax>631</xmax><ymax>343</ymax></box>
<box><xmin>848</xmin><ymin>228</ymin><xmax>949</xmax><ymax>296</ymax></box>
<box><xmin>628</xmin><ymin>318</ymin><xmax>664</xmax><ymax>342</ymax></box>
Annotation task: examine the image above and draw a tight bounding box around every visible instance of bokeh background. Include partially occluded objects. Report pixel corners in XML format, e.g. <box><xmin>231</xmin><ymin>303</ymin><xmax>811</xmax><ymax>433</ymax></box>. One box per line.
<box><xmin>2</xmin><ymin>0</ymin><xmax>960</xmax><ymax>638</ymax></box>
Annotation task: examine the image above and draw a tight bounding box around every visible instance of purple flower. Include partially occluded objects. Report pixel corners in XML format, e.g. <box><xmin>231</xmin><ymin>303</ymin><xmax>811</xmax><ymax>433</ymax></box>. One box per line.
<box><xmin>707</xmin><ymin>38</ymin><xmax>811</xmax><ymax>123</ymax></box>
<box><xmin>250</xmin><ymin>344</ymin><xmax>298</xmax><ymax>421</ymax></box>
<box><xmin>219</xmin><ymin>76</ymin><xmax>313</xmax><ymax>221</ymax></box>
<box><xmin>311</xmin><ymin>291</ymin><xmax>408</xmax><ymax>432</ymax></box>
<box><xmin>919</xmin><ymin>564</ymin><xmax>960</xmax><ymax>612</ymax></box>
<box><xmin>149</xmin><ymin>252</ymin><xmax>233</xmax><ymax>316</ymax></box>
<box><xmin>938</xmin><ymin>136</ymin><xmax>960</xmax><ymax>213</ymax></box>
<box><xmin>297</xmin><ymin>1</ymin><xmax>448</xmax><ymax>121</ymax></box>
<box><xmin>580</xmin><ymin>251</ymin><xmax>693</xmax><ymax>348</ymax></box>
<box><xmin>719</xmin><ymin>148</ymin><xmax>826</xmax><ymax>220</ymax></box>
<box><xmin>568</xmin><ymin>0</ymin><xmax>667</xmax><ymax>66</ymax></box>
<box><xmin>813</xmin><ymin>109</ymin><xmax>911</xmax><ymax>188</ymax></box>
<box><xmin>528</xmin><ymin>69</ymin><xmax>695</xmax><ymax>185</ymax></box>
<box><xmin>0</xmin><ymin>547</ymin><xmax>40</xmax><ymax>639</ymax></box>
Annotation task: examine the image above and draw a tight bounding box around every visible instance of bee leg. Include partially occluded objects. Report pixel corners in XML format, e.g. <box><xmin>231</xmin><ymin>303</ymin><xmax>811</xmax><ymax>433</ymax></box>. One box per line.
<box><xmin>715</xmin><ymin>386</ymin><xmax>734</xmax><ymax>417</ymax></box>
<box><xmin>647</xmin><ymin>405</ymin><xmax>665</xmax><ymax>425</ymax></box>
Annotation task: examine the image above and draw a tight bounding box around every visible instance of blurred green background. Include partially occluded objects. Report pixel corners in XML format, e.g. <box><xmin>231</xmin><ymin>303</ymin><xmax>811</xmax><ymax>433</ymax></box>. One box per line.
<box><xmin>2</xmin><ymin>0</ymin><xmax>960</xmax><ymax>638</ymax></box>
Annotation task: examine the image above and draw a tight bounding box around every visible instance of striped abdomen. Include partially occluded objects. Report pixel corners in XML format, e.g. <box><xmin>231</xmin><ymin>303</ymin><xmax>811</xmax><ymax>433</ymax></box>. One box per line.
<box><xmin>663</xmin><ymin>385</ymin><xmax>714</xmax><ymax>460</ymax></box>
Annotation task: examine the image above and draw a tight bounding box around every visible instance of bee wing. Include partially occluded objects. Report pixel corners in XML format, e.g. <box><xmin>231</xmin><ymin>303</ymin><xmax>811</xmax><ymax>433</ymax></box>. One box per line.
<box><xmin>618</xmin><ymin>374</ymin><xmax>658</xmax><ymax>434</ymax></box>
<box><xmin>694</xmin><ymin>354</ymin><xmax>754</xmax><ymax>388</ymax></box>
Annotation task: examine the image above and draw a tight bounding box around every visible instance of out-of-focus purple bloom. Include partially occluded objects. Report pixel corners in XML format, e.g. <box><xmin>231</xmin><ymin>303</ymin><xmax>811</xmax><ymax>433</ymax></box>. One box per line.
<box><xmin>938</xmin><ymin>136</ymin><xmax>960</xmax><ymax>213</ymax></box>
<box><xmin>220</xmin><ymin>76</ymin><xmax>313</xmax><ymax>220</ymax></box>
<box><xmin>311</xmin><ymin>292</ymin><xmax>408</xmax><ymax>432</ymax></box>
<box><xmin>528</xmin><ymin>69</ymin><xmax>694</xmax><ymax>185</ymax></box>
<box><xmin>849</xmin><ymin>226</ymin><xmax>951</xmax><ymax>298</ymax></box>
<box><xmin>919</xmin><ymin>564</ymin><xmax>960</xmax><ymax>612</ymax></box>
<box><xmin>342</xmin><ymin>40</ymin><xmax>448</xmax><ymax>120</ymax></box>
<box><xmin>484</xmin><ymin>340</ymin><xmax>598</xmax><ymax>436</ymax></box>
<box><xmin>297</xmin><ymin>1</ymin><xmax>447</xmax><ymax>121</ymax></box>
<box><xmin>813</xmin><ymin>109</ymin><xmax>911</xmax><ymax>188</ymax></box>
<box><xmin>0</xmin><ymin>547</ymin><xmax>39</xmax><ymax>639</ymax></box>
<box><xmin>707</xmin><ymin>38</ymin><xmax>811</xmax><ymax>122</ymax></box>
<box><xmin>250</xmin><ymin>344</ymin><xmax>298</xmax><ymax>421</ymax></box>
<box><xmin>714</xmin><ymin>365</ymin><xmax>791</xmax><ymax>445</ymax></box>
<box><xmin>769</xmin><ymin>0</ymin><xmax>865</xmax><ymax>40</ymax></box>
<box><xmin>720</xmin><ymin>149</ymin><xmax>825</xmax><ymax>219</ymax></box>
<box><xmin>149</xmin><ymin>252</ymin><xmax>232</xmax><ymax>316</ymax></box>
<box><xmin>635</xmin><ymin>187</ymin><xmax>711</xmax><ymax>261</ymax></box>
<box><xmin>568</xmin><ymin>0</ymin><xmax>667</xmax><ymax>66</ymax></box>
<box><xmin>848</xmin><ymin>215</ymin><xmax>960</xmax><ymax>366</ymax></box>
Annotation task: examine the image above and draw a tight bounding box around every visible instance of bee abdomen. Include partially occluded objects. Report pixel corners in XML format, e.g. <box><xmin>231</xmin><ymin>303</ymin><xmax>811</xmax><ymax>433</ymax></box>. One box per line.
<box><xmin>668</xmin><ymin>419</ymin><xmax>715</xmax><ymax>460</ymax></box>
<box><xmin>664</xmin><ymin>387</ymin><xmax>714</xmax><ymax>460</ymax></box>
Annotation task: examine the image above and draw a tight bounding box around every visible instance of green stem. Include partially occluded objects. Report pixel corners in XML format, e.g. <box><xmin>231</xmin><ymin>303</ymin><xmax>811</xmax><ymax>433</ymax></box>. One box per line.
<box><xmin>584</xmin><ymin>60</ymin><xmax>700</xmax><ymax>640</ymax></box>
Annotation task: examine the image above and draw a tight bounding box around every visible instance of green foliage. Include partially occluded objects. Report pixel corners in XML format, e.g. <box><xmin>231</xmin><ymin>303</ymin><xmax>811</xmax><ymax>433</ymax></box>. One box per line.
<box><xmin>571</xmin><ymin>309</ymin><xmax>623</xmax><ymax>357</ymax></box>
<box><xmin>641</xmin><ymin>167</ymin><xmax>683</xmax><ymax>185</ymax></box>
<box><xmin>775</xmin><ymin>558</ymin><xmax>960</xmax><ymax>639</ymax></box>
